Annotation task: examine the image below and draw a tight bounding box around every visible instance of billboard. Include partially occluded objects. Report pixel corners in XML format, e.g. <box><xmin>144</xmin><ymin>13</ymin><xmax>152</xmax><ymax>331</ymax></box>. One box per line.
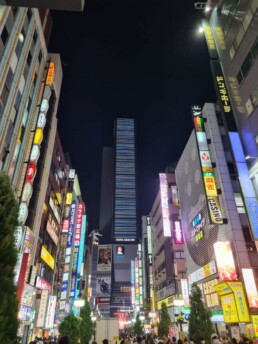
<box><xmin>96</xmin><ymin>276</ymin><xmax>111</xmax><ymax>297</ymax></box>
<box><xmin>159</xmin><ymin>173</ymin><xmax>171</xmax><ymax>237</ymax></box>
<box><xmin>214</xmin><ymin>242</ymin><xmax>237</xmax><ymax>281</ymax></box>
<box><xmin>97</xmin><ymin>245</ymin><xmax>112</xmax><ymax>271</ymax></box>
<box><xmin>45</xmin><ymin>295</ymin><xmax>57</xmax><ymax>328</ymax></box>
<box><xmin>242</xmin><ymin>268</ymin><xmax>258</xmax><ymax>308</ymax></box>
<box><xmin>40</xmin><ymin>245</ymin><xmax>55</xmax><ymax>270</ymax></box>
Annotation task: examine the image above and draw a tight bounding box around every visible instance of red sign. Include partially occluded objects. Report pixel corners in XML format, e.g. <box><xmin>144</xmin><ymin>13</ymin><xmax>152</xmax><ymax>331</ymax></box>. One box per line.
<box><xmin>26</xmin><ymin>162</ymin><xmax>37</xmax><ymax>182</ymax></box>
<box><xmin>62</xmin><ymin>219</ymin><xmax>70</xmax><ymax>233</ymax></box>
<box><xmin>36</xmin><ymin>276</ymin><xmax>51</xmax><ymax>291</ymax></box>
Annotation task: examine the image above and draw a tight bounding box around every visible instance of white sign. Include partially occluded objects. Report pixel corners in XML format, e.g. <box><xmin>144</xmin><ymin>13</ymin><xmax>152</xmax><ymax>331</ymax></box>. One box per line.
<box><xmin>36</xmin><ymin>290</ymin><xmax>49</xmax><ymax>327</ymax></box>
<box><xmin>45</xmin><ymin>295</ymin><xmax>57</xmax><ymax>328</ymax></box>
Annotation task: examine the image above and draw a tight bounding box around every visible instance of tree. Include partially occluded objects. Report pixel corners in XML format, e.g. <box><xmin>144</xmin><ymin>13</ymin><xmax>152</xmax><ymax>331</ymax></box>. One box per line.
<box><xmin>59</xmin><ymin>312</ymin><xmax>80</xmax><ymax>344</ymax></box>
<box><xmin>188</xmin><ymin>283</ymin><xmax>214</xmax><ymax>344</ymax></box>
<box><xmin>158</xmin><ymin>302</ymin><xmax>171</xmax><ymax>337</ymax></box>
<box><xmin>79</xmin><ymin>298</ymin><xmax>93</xmax><ymax>344</ymax></box>
<box><xmin>133</xmin><ymin>313</ymin><xmax>143</xmax><ymax>335</ymax></box>
<box><xmin>0</xmin><ymin>172</ymin><xmax>19</xmax><ymax>344</ymax></box>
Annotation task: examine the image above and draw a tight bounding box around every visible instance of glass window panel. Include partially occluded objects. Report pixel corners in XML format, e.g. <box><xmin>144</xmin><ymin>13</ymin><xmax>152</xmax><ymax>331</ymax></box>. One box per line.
<box><xmin>5</xmin><ymin>68</ymin><xmax>13</xmax><ymax>90</ymax></box>
<box><xmin>243</xmin><ymin>8</ymin><xmax>253</xmax><ymax>31</ymax></box>
<box><xmin>1</xmin><ymin>26</ymin><xmax>9</xmax><ymax>46</ymax></box>
<box><xmin>235</xmin><ymin>25</ymin><xmax>245</xmax><ymax>48</ymax></box>
<box><xmin>251</xmin><ymin>36</ymin><xmax>258</xmax><ymax>59</ymax></box>
<box><xmin>241</xmin><ymin>52</ymin><xmax>253</xmax><ymax>77</ymax></box>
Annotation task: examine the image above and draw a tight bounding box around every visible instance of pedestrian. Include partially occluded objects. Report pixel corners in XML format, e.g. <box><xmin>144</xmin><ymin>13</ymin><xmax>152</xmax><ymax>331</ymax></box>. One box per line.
<box><xmin>103</xmin><ymin>339</ymin><xmax>109</xmax><ymax>344</ymax></box>
<box><xmin>232</xmin><ymin>338</ymin><xmax>238</xmax><ymax>344</ymax></box>
<box><xmin>58</xmin><ymin>336</ymin><xmax>69</xmax><ymax>344</ymax></box>
<box><xmin>178</xmin><ymin>340</ymin><xmax>183</xmax><ymax>344</ymax></box>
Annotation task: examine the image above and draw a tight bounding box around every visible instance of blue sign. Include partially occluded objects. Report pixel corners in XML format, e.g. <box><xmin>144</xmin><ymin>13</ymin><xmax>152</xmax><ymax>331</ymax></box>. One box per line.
<box><xmin>246</xmin><ymin>198</ymin><xmax>258</xmax><ymax>239</ymax></box>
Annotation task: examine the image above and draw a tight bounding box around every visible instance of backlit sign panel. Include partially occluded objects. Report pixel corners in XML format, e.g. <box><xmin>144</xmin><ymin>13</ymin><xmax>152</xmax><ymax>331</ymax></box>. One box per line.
<box><xmin>214</xmin><ymin>242</ymin><xmax>237</xmax><ymax>281</ymax></box>
<box><xmin>174</xmin><ymin>221</ymin><xmax>183</xmax><ymax>244</ymax></box>
<box><xmin>159</xmin><ymin>173</ymin><xmax>171</xmax><ymax>237</ymax></box>
<box><xmin>242</xmin><ymin>269</ymin><xmax>258</xmax><ymax>308</ymax></box>
<box><xmin>46</xmin><ymin>62</ymin><xmax>55</xmax><ymax>86</ymax></box>
<box><xmin>40</xmin><ymin>246</ymin><xmax>55</xmax><ymax>270</ymax></box>
<box><xmin>203</xmin><ymin>172</ymin><xmax>217</xmax><ymax>197</ymax></box>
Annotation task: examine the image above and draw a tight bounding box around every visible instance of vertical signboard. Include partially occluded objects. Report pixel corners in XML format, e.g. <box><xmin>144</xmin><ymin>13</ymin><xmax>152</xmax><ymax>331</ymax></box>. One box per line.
<box><xmin>70</xmin><ymin>202</ymin><xmax>84</xmax><ymax>298</ymax></box>
<box><xmin>36</xmin><ymin>290</ymin><xmax>49</xmax><ymax>327</ymax></box>
<box><xmin>77</xmin><ymin>214</ymin><xmax>87</xmax><ymax>276</ymax></box>
<box><xmin>159</xmin><ymin>173</ymin><xmax>171</xmax><ymax>237</ymax></box>
<box><xmin>131</xmin><ymin>260</ymin><xmax>135</xmax><ymax>305</ymax></box>
<box><xmin>60</xmin><ymin>201</ymin><xmax>76</xmax><ymax>307</ymax></box>
<box><xmin>214</xmin><ymin>242</ymin><xmax>237</xmax><ymax>281</ymax></box>
<box><xmin>45</xmin><ymin>295</ymin><xmax>57</xmax><ymax>328</ymax></box>
<box><xmin>191</xmin><ymin>105</ymin><xmax>223</xmax><ymax>225</ymax></box>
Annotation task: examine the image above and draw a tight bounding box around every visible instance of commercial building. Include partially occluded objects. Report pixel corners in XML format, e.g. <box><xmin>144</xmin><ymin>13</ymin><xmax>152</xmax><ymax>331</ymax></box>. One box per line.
<box><xmin>149</xmin><ymin>167</ymin><xmax>187</xmax><ymax>324</ymax></box>
<box><xmin>176</xmin><ymin>103</ymin><xmax>258</xmax><ymax>333</ymax></box>
<box><xmin>0</xmin><ymin>0</ymin><xmax>85</xmax><ymax>11</ymax></box>
<box><xmin>0</xmin><ymin>5</ymin><xmax>88</xmax><ymax>339</ymax></box>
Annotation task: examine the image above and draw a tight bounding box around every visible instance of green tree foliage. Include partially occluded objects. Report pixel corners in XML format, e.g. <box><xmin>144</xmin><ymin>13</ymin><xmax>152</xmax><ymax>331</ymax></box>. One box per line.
<box><xmin>133</xmin><ymin>313</ymin><xmax>142</xmax><ymax>335</ymax></box>
<box><xmin>188</xmin><ymin>283</ymin><xmax>214</xmax><ymax>344</ymax></box>
<box><xmin>79</xmin><ymin>298</ymin><xmax>93</xmax><ymax>344</ymax></box>
<box><xmin>158</xmin><ymin>302</ymin><xmax>171</xmax><ymax>337</ymax></box>
<box><xmin>59</xmin><ymin>312</ymin><xmax>80</xmax><ymax>344</ymax></box>
<box><xmin>0</xmin><ymin>172</ymin><xmax>19</xmax><ymax>344</ymax></box>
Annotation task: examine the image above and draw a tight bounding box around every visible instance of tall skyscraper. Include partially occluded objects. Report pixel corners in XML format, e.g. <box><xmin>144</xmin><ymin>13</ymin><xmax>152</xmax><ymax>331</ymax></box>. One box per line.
<box><xmin>114</xmin><ymin>118</ymin><xmax>137</xmax><ymax>242</ymax></box>
<box><xmin>98</xmin><ymin>118</ymin><xmax>138</xmax><ymax>319</ymax></box>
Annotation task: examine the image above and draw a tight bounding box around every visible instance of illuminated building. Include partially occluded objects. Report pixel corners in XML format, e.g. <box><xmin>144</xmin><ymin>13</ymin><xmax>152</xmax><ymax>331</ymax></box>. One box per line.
<box><xmin>150</xmin><ymin>166</ymin><xmax>186</xmax><ymax>321</ymax></box>
<box><xmin>0</xmin><ymin>0</ymin><xmax>85</xmax><ymax>11</ymax></box>
<box><xmin>0</xmin><ymin>5</ymin><xmax>63</xmax><ymax>339</ymax></box>
<box><xmin>97</xmin><ymin>118</ymin><xmax>138</xmax><ymax>318</ymax></box>
<box><xmin>176</xmin><ymin>103</ymin><xmax>254</xmax><ymax>330</ymax></box>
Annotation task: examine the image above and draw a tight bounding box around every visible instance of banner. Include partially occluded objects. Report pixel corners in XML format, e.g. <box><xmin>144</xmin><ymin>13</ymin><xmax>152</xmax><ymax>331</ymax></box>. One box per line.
<box><xmin>97</xmin><ymin>245</ymin><xmax>112</xmax><ymax>271</ymax></box>
<box><xmin>96</xmin><ymin>276</ymin><xmax>111</xmax><ymax>297</ymax></box>
<box><xmin>221</xmin><ymin>293</ymin><xmax>239</xmax><ymax>323</ymax></box>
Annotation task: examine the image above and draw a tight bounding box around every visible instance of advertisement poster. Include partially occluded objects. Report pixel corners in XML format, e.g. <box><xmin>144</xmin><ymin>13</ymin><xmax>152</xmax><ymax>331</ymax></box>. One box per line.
<box><xmin>96</xmin><ymin>276</ymin><xmax>111</xmax><ymax>296</ymax></box>
<box><xmin>220</xmin><ymin>293</ymin><xmax>239</xmax><ymax>323</ymax></box>
<box><xmin>97</xmin><ymin>245</ymin><xmax>112</xmax><ymax>271</ymax></box>
<box><xmin>227</xmin><ymin>281</ymin><xmax>250</xmax><ymax>322</ymax></box>
<box><xmin>214</xmin><ymin>242</ymin><xmax>237</xmax><ymax>281</ymax></box>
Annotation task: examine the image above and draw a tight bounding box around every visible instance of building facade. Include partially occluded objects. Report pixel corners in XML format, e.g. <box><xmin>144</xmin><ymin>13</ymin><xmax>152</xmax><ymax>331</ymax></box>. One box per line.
<box><xmin>150</xmin><ymin>169</ymin><xmax>187</xmax><ymax>323</ymax></box>
<box><xmin>176</xmin><ymin>103</ymin><xmax>258</xmax><ymax>333</ymax></box>
<box><xmin>1</xmin><ymin>0</ymin><xmax>85</xmax><ymax>11</ymax></box>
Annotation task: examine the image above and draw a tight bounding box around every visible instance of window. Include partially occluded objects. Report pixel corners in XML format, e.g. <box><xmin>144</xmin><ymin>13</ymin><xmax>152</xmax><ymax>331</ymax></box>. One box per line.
<box><xmin>1</xmin><ymin>26</ymin><xmax>9</xmax><ymax>46</ymax></box>
<box><xmin>237</xmin><ymin>70</ymin><xmax>243</xmax><ymax>84</ymax></box>
<box><xmin>5</xmin><ymin>68</ymin><xmax>13</xmax><ymax>90</ymax></box>
<box><xmin>14</xmin><ymin>90</ymin><xmax>22</xmax><ymax>111</ymax></box>
<box><xmin>234</xmin><ymin>193</ymin><xmax>246</xmax><ymax>214</ymax></box>
<box><xmin>243</xmin><ymin>8</ymin><xmax>253</xmax><ymax>31</ymax></box>
<box><xmin>33</xmin><ymin>30</ymin><xmax>38</xmax><ymax>44</ymax></box>
<box><xmin>1</xmin><ymin>84</ymin><xmax>9</xmax><ymax>106</ymax></box>
<box><xmin>242</xmin><ymin>52</ymin><xmax>253</xmax><ymax>77</ymax></box>
<box><xmin>251</xmin><ymin>36</ymin><xmax>258</xmax><ymax>59</ymax></box>
<box><xmin>27</xmin><ymin>8</ymin><xmax>32</xmax><ymax>21</ymax></box>
<box><xmin>27</xmin><ymin>51</ymin><xmax>32</xmax><ymax>66</ymax></box>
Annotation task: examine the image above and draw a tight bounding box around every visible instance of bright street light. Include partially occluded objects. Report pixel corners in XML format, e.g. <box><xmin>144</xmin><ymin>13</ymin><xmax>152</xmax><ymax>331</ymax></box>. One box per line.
<box><xmin>139</xmin><ymin>315</ymin><xmax>145</xmax><ymax>321</ymax></box>
<box><xmin>246</xmin><ymin>155</ymin><xmax>258</xmax><ymax>160</ymax></box>
<box><xmin>198</xmin><ymin>26</ymin><xmax>204</xmax><ymax>33</ymax></box>
<box><xmin>149</xmin><ymin>312</ymin><xmax>155</xmax><ymax>318</ymax></box>
<box><xmin>91</xmin><ymin>316</ymin><xmax>97</xmax><ymax>321</ymax></box>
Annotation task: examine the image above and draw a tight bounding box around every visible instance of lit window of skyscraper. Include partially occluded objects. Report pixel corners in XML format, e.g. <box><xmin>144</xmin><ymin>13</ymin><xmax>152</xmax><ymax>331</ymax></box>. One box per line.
<box><xmin>114</xmin><ymin>118</ymin><xmax>137</xmax><ymax>242</ymax></box>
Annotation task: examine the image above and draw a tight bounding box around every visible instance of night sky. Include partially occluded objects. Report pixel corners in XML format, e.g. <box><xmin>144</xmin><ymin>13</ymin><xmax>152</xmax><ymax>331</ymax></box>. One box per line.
<box><xmin>48</xmin><ymin>0</ymin><xmax>216</xmax><ymax>231</ymax></box>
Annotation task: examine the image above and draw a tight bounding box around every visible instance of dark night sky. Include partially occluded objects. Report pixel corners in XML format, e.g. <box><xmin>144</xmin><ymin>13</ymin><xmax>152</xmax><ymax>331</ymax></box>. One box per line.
<box><xmin>48</xmin><ymin>0</ymin><xmax>216</xmax><ymax>230</ymax></box>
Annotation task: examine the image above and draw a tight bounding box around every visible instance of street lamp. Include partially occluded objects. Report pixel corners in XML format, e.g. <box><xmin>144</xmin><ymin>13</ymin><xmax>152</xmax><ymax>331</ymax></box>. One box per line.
<box><xmin>246</xmin><ymin>155</ymin><xmax>258</xmax><ymax>160</ymax></box>
<box><xmin>139</xmin><ymin>315</ymin><xmax>145</xmax><ymax>321</ymax></box>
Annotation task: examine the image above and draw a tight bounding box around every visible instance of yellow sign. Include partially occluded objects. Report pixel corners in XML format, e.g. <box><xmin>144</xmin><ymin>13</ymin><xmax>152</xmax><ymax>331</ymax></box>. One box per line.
<box><xmin>214</xmin><ymin>282</ymin><xmax>232</xmax><ymax>296</ymax></box>
<box><xmin>221</xmin><ymin>293</ymin><xmax>239</xmax><ymax>323</ymax></box>
<box><xmin>40</xmin><ymin>245</ymin><xmax>55</xmax><ymax>270</ymax></box>
<box><xmin>34</xmin><ymin>128</ymin><xmax>43</xmax><ymax>145</ymax></box>
<box><xmin>203</xmin><ymin>24</ymin><xmax>216</xmax><ymax>50</ymax></box>
<box><xmin>66</xmin><ymin>193</ymin><xmax>73</xmax><ymax>205</ymax></box>
<box><xmin>207</xmin><ymin>196</ymin><xmax>223</xmax><ymax>224</ymax></box>
<box><xmin>227</xmin><ymin>281</ymin><xmax>250</xmax><ymax>322</ymax></box>
<box><xmin>252</xmin><ymin>315</ymin><xmax>258</xmax><ymax>336</ymax></box>
<box><xmin>157</xmin><ymin>295</ymin><xmax>175</xmax><ymax>309</ymax></box>
<box><xmin>203</xmin><ymin>172</ymin><xmax>217</xmax><ymax>197</ymax></box>
<box><xmin>46</xmin><ymin>62</ymin><xmax>55</xmax><ymax>85</ymax></box>
<box><xmin>216</xmin><ymin>75</ymin><xmax>232</xmax><ymax>114</ymax></box>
